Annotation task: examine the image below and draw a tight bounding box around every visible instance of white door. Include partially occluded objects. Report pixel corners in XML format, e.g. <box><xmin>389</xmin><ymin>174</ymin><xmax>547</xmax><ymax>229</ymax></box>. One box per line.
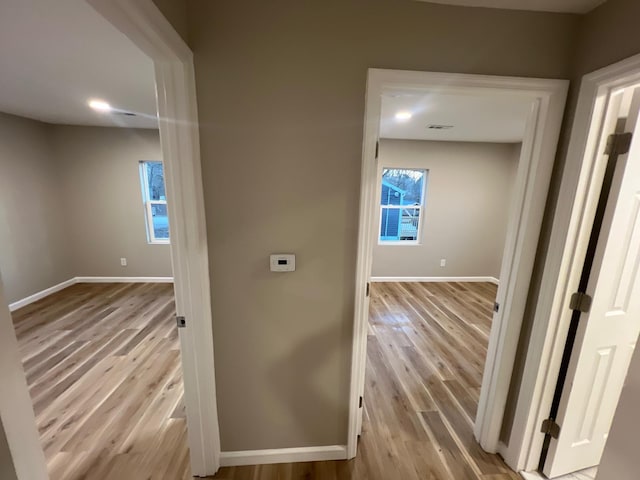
<box><xmin>544</xmin><ymin>87</ymin><xmax>640</xmax><ymax>478</ymax></box>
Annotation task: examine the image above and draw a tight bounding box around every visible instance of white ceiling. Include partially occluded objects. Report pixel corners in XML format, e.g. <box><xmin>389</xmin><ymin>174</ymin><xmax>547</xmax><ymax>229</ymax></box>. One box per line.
<box><xmin>380</xmin><ymin>92</ymin><xmax>533</xmax><ymax>143</ymax></box>
<box><xmin>418</xmin><ymin>0</ymin><xmax>607</xmax><ymax>13</ymax></box>
<box><xmin>0</xmin><ymin>0</ymin><xmax>158</xmax><ymax>129</ymax></box>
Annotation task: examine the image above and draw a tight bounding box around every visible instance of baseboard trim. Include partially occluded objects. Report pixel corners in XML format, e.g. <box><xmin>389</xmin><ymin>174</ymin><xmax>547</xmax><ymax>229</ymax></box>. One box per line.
<box><xmin>75</xmin><ymin>276</ymin><xmax>174</xmax><ymax>283</ymax></box>
<box><xmin>370</xmin><ymin>276</ymin><xmax>499</xmax><ymax>285</ymax></box>
<box><xmin>219</xmin><ymin>445</ymin><xmax>348</xmax><ymax>467</ymax></box>
<box><xmin>8</xmin><ymin>278</ymin><xmax>77</xmax><ymax>312</ymax></box>
<box><xmin>8</xmin><ymin>276</ymin><xmax>174</xmax><ymax>312</ymax></box>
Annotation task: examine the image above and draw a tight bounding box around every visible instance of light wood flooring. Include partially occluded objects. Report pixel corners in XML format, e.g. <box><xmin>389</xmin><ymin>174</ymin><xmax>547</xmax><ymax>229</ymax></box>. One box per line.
<box><xmin>214</xmin><ymin>281</ymin><xmax>520</xmax><ymax>479</ymax></box>
<box><xmin>14</xmin><ymin>281</ymin><xmax>518</xmax><ymax>479</ymax></box>
<box><xmin>13</xmin><ymin>282</ymin><xmax>190</xmax><ymax>480</ymax></box>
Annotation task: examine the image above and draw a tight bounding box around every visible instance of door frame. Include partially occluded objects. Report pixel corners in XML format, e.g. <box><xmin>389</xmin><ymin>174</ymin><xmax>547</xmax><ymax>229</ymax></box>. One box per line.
<box><xmin>87</xmin><ymin>0</ymin><xmax>221</xmax><ymax>475</ymax></box>
<box><xmin>347</xmin><ymin>68</ymin><xmax>568</xmax><ymax>458</ymax></box>
<box><xmin>503</xmin><ymin>53</ymin><xmax>640</xmax><ymax>473</ymax></box>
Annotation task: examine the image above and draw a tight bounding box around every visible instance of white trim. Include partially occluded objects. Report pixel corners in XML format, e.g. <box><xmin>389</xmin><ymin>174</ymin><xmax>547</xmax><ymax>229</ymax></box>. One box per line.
<box><xmin>75</xmin><ymin>276</ymin><xmax>174</xmax><ymax>283</ymax></box>
<box><xmin>86</xmin><ymin>0</ymin><xmax>220</xmax><ymax>476</ymax></box>
<box><xmin>220</xmin><ymin>445</ymin><xmax>348</xmax><ymax>467</ymax></box>
<box><xmin>8</xmin><ymin>278</ymin><xmax>76</xmax><ymax>312</ymax></box>
<box><xmin>9</xmin><ymin>277</ymin><xmax>174</xmax><ymax>312</ymax></box>
<box><xmin>370</xmin><ymin>276</ymin><xmax>499</xmax><ymax>284</ymax></box>
<box><xmin>520</xmin><ymin>472</ymin><xmax>545</xmax><ymax>480</ymax></box>
<box><xmin>349</xmin><ymin>68</ymin><xmax>568</xmax><ymax>459</ymax></box>
<box><xmin>504</xmin><ymin>54</ymin><xmax>640</xmax><ymax>473</ymax></box>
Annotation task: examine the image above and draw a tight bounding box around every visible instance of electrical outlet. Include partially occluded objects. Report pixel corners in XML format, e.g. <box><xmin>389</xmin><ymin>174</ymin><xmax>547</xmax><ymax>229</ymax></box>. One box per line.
<box><xmin>120</xmin><ymin>257</ymin><xmax>127</xmax><ymax>267</ymax></box>
<box><xmin>440</xmin><ymin>259</ymin><xmax>446</xmax><ymax>267</ymax></box>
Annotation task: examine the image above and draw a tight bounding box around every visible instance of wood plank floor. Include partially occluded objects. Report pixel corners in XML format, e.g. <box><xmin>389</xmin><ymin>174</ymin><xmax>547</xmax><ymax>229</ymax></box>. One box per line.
<box><xmin>214</xmin><ymin>282</ymin><xmax>520</xmax><ymax>480</ymax></box>
<box><xmin>14</xmin><ymin>281</ymin><xmax>518</xmax><ymax>479</ymax></box>
<box><xmin>12</xmin><ymin>282</ymin><xmax>191</xmax><ymax>480</ymax></box>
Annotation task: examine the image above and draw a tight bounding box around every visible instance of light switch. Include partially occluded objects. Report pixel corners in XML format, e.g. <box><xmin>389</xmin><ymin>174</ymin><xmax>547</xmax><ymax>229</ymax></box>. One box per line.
<box><xmin>270</xmin><ymin>254</ymin><xmax>295</xmax><ymax>272</ymax></box>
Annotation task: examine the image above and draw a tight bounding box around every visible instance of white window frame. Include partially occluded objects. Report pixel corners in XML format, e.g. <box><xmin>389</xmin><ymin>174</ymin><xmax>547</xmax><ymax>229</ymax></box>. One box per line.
<box><xmin>378</xmin><ymin>167</ymin><xmax>427</xmax><ymax>245</ymax></box>
<box><xmin>140</xmin><ymin>160</ymin><xmax>170</xmax><ymax>244</ymax></box>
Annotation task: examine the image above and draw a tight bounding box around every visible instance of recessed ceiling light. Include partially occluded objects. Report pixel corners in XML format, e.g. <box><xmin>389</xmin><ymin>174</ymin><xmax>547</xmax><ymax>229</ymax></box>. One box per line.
<box><xmin>395</xmin><ymin>111</ymin><xmax>412</xmax><ymax>121</ymax></box>
<box><xmin>88</xmin><ymin>99</ymin><xmax>112</xmax><ymax>112</ymax></box>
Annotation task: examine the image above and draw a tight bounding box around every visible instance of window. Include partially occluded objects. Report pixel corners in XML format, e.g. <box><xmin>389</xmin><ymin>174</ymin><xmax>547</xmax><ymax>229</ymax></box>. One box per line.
<box><xmin>140</xmin><ymin>161</ymin><xmax>170</xmax><ymax>243</ymax></box>
<box><xmin>379</xmin><ymin>168</ymin><xmax>427</xmax><ymax>243</ymax></box>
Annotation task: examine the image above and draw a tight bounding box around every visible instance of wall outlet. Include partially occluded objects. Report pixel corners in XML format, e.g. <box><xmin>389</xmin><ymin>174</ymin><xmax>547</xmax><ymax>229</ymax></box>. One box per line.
<box><xmin>120</xmin><ymin>257</ymin><xmax>127</xmax><ymax>267</ymax></box>
<box><xmin>440</xmin><ymin>259</ymin><xmax>446</xmax><ymax>267</ymax></box>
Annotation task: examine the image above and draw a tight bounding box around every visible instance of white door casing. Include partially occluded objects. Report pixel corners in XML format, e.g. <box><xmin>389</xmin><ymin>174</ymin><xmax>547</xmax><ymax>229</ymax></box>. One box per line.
<box><xmin>349</xmin><ymin>69</ymin><xmax>568</xmax><ymax>459</ymax></box>
<box><xmin>544</xmin><ymin>88</ymin><xmax>640</xmax><ymax>478</ymax></box>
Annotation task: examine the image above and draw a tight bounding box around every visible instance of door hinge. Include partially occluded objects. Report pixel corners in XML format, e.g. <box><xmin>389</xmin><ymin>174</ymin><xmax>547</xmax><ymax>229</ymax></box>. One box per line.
<box><xmin>569</xmin><ymin>292</ymin><xmax>592</xmax><ymax>313</ymax></box>
<box><xmin>493</xmin><ymin>302</ymin><xmax>500</xmax><ymax>313</ymax></box>
<box><xmin>541</xmin><ymin>418</ymin><xmax>561</xmax><ymax>439</ymax></box>
<box><xmin>605</xmin><ymin>132</ymin><xmax>632</xmax><ymax>155</ymax></box>
<box><xmin>359</xmin><ymin>396</ymin><xmax>363</xmax><ymax>408</ymax></box>
<box><xmin>375</xmin><ymin>141</ymin><xmax>379</xmax><ymax>159</ymax></box>
<box><xmin>176</xmin><ymin>315</ymin><xmax>186</xmax><ymax>328</ymax></box>
<box><xmin>366</xmin><ymin>282</ymin><xmax>370</xmax><ymax>297</ymax></box>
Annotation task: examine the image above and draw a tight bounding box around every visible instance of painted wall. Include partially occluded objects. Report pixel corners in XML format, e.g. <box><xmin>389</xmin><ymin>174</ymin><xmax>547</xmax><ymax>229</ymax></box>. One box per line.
<box><xmin>186</xmin><ymin>0</ymin><xmax>579</xmax><ymax>452</ymax></box>
<box><xmin>51</xmin><ymin>126</ymin><xmax>172</xmax><ymax>279</ymax></box>
<box><xmin>0</xmin><ymin>420</ymin><xmax>18</xmax><ymax>480</ymax></box>
<box><xmin>0</xmin><ymin>113</ymin><xmax>171</xmax><ymax>305</ymax></box>
<box><xmin>0</xmin><ymin>276</ymin><xmax>48</xmax><ymax>479</ymax></box>
<box><xmin>371</xmin><ymin>140</ymin><xmax>519</xmax><ymax>279</ymax></box>
<box><xmin>0</xmin><ymin>113</ymin><xmax>72</xmax><ymax>304</ymax></box>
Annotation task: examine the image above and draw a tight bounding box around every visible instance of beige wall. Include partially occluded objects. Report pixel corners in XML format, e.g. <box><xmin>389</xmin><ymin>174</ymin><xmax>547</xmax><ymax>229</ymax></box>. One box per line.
<box><xmin>187</xmin><ymin>0</ymin><xmax>579</xmax><ymax>451</ymax></box>
<box><xmin>0</xmin><ymin>113</ymin><xmax>72</xmax><ymax>304</ymax></box>
<box><xmin>0</xmin><ymin>114</ymin><xmax>171</xmax><ymax>305</ymax></box>
<box><xmin>372</xmin><ymin>140</ymin><xmax>518</xmax><ymax>279</ymax></box>
<box><xmin>0</xmin><ymin>420</ymin><xmax>17</xmax><ymax>480</ymax></box>
<box><xmin>51</xmin><ymin>126</ymin><xmax>172</xmax><ymax>278</ymax></box>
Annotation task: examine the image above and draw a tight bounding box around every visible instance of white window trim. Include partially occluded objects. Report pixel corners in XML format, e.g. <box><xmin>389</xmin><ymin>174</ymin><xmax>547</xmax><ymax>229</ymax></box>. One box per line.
<box><xmin>378</xmin><ymin>168</ymin><xmax>427</xmax><ymax>245</ymax></box>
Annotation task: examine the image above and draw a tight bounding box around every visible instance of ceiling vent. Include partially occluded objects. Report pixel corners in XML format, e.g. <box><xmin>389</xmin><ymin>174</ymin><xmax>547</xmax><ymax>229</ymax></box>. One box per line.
<box><xmin>427</xmin><ymin>124</ymin><xmax>453</xmax><ymax>130</ymax></box>
<box><xmin>114</xmin><ymin>111</ymin><xmax>137</xmax><ymax>117</ymax></box>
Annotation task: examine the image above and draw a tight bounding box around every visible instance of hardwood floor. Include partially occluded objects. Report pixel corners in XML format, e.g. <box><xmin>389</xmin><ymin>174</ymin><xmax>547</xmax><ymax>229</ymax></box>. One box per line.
<box><xmin>214</xmin><ymin>282</ymin><xmax>520</xmax><ymax>480</ymax></box>
<box><xmin>12</xmin><ymin>282</ymin><xmax>190</xmax><ymax>480</ymax></box>
<box><xmin>13</xmin><ymin>281</ymin><xmax>518</xmax><ymax>479</ymax></box>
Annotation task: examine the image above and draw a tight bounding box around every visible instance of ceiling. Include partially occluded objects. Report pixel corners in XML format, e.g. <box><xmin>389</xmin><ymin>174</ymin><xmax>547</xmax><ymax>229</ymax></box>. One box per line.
<box><xmin>418</xmin><ymin>0</ymin><xmax>607</xmax><ymax>13</ymax></box>
<box><xmin>380</xmin><ymin>92</ymin><xmax>533</xmax><ymax>143</ymax></box>
<box><xmin>0</xmin><ymin>0</ymin><xmax>158</xmax><ymax>129</ymax></box>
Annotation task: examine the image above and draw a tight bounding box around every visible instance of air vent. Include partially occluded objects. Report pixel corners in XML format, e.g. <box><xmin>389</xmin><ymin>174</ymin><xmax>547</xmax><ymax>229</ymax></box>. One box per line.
<box><xmin>427</xmin><ymin>124</ymin><xmax>453</xmax><ymax>130</ymax></box>
<box><xmin>114</xmin><ymin>111</ymin><xmax>137</xmax><ymax>117</ymax></box>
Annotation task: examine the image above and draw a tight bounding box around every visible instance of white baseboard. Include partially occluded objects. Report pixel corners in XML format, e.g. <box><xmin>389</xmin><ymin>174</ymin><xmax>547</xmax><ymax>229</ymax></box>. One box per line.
<box><xmin>75</xmin><ymin>276</ymin><xmax>174</xmax><ymax>283</ymax></box>
<box><xmin>219</xmin><ymin>445</ymin><xmax>348</xmax><ymax>467</ymax></box>
<box><xmin>370</xmin><ymin>276</ymin><xmax>500</xmax><ymax>285</ymax></box>
<box><xmin>8</xmin><ymin>276</ymin><xmax>174</xmax><ymax>312</ymax></box>
<box><xmin>520</xmin><ymin>472</ymin><xmax>545</xmax><ymax>480</ymax></box>
<box><xmin>8</xmin><ymin>278</ymin><xmax>76</xmax><ymax>312</ymax></box>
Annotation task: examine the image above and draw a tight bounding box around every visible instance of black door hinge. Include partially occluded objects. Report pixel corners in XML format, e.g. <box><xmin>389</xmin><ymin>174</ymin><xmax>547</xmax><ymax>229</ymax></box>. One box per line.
<box><xmin>176</xmin><ymin>315</ymin><xmax>186</xmax><ymax>328</ymax></box>
<box><xmin>541</xmin><ymin>418</ymin><xmax>561</xmax><ymax>439</ymax></box>
<box><xmin>359</xmin><ymin>396</ymin><xmax>363</xmax><ymax>408</ymax></box>
<box><xmin>375</xmin><ymin>141</ymin><xmax>379</xmax><ymax>159</ymax></box>
<box><xmin>569</xmin><ymin>292</ymin><xmax>592</xmax><ymax>313</ymax></box>
<box><xmin>366</xmin><ymin>282</ymin><xmax>370</xmax><ymax>297</ymax></box>
<box><xmin>493</xmin><ymin>302</ymin><xmax>500</xmax><ymax>313</ymax></box>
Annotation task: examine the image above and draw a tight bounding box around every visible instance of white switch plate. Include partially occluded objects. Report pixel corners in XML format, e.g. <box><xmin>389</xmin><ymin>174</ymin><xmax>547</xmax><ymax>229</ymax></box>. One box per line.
<box><xmin>270</xmin><ymin>254</ymin><xmax>295</xmax><ymax>272</ymax></box>
<box><xmin>120</xmin><ymin>257</ymin><xmax>127</xmax><ymax>267</ymax></box>
<box><xmin>440</xmin><ymin>259</ymin><xmax>446</xmax><ymax>267</ymax></box>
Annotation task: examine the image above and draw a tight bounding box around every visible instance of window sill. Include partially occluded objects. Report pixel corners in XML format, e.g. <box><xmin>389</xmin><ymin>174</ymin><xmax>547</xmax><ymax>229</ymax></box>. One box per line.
<box><xmin>378</xmin><ymin>241</ymin><xmax>421</xmax><ymax>246</ymax></box>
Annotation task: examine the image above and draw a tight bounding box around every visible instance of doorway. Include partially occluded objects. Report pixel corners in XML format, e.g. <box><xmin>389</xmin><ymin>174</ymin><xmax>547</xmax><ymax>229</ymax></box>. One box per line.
<box><xmin>348</xmin><ymin>69</ymin><xmax>569</xmax><ymax>467</ymax></box>
<box><xmin>508</xmin><ymin>57</ymin><xmax>640</xmax><ymax>479</ymax></box>
<box><xmin>0</xmin><ymin>0</ymin><xmax>219</xmax><ymax>478</ymax></box>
